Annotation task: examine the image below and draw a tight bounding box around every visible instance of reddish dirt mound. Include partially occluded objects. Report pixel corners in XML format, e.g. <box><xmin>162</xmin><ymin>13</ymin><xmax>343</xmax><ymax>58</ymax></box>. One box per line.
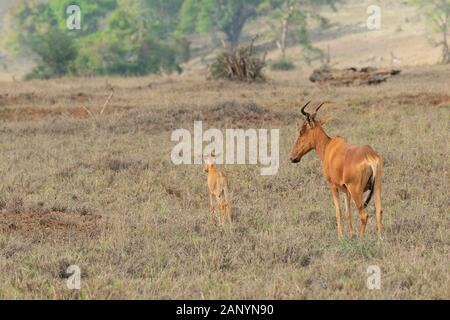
<box><xmin>0</xmin><ymin>94</ymin><xmax>17</xmax><ymax>106</ymax></box>
<box><xmin>167</xmin><ymin>100</ymin><xmax>297</xmax><ymax>127</ymax></box>
<box><xmin>0</xmin><ymin>105</ymin><xmax>131</xmax><ymax>121</ymax></box>
<box><xmin>395</xmin><ymin>93</ymin><xmax>450</xmax><ymax>106</ymax></box>
<box><xmin>0</xmin><ymin>107</ymin><xmax>89</xmax><ymax>121</ymax></box>
<box><xmin>69</xmin><ymin>92</ymin><xmax>92</xmax><ymax>103</ymax></box>
<box><xmin>0</xmin><ymin>210</ymin><xmax>102</xmax><ymax>238</ymax></box>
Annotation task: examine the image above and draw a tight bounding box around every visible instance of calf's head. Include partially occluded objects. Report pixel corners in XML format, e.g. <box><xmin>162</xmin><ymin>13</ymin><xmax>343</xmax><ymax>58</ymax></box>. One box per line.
<box><xmin>203</xmin><ymin>152</ymin><xmax>220</xmax><ymax>173</ymax></box>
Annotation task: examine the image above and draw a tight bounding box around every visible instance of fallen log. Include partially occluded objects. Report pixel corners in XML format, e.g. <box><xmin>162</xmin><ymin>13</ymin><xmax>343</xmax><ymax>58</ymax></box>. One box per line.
<box><xmin>310</xmin><ymin>66</ymin><xmax>401</xmax><ymax>86</ymax></box>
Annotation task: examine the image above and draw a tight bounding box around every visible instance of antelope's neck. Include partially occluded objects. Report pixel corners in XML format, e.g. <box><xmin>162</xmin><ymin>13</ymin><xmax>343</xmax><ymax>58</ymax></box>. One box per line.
<box><xmin>314</xmin><ymin>127</ymin><xmax>331</xmax><ymax>162</ymax></box>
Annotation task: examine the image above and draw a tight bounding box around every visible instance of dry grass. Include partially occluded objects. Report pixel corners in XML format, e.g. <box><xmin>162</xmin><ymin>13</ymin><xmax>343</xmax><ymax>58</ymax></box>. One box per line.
<box><xmin>0</xmin><ymin>65</ymin><xmax>448</xmax><ymax>299</ymax></box>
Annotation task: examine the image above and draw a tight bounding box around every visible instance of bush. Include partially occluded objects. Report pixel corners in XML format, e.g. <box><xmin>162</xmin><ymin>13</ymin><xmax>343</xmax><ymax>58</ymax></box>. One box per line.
<box><xmin>25</xmin><ymin>29</ymin><xmax>77</xmax><ymax>80</ymax></box>
<box><xmin>270</xmin><ymin>58</ymin><xmax>296</xmax><ymax>71</ymax></box>
<box><xmin>209</xmin><ymin>41</ymin><xmax>266</xmax><ymax>82</ymax></box>
<box><xmin>73</xmin><ymin>33</ymin><xmax>181</xmax><ymax>77</ymax></box>
<box><xmin>24</xmin><ymin>65</ymin><xmax>55</xmax><ymax>80</ymax></box>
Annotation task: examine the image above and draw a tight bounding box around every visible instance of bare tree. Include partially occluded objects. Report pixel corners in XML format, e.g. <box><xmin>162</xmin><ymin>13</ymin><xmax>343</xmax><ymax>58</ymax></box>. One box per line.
<box><xmin>277</xmin><ymin>1</ymin><xmax>295</xmax><ymax>59</ymax></box>
<box><xmin>410</xmin><ymin>0</ymin><xmax>450</xmax><ymax>63</ymax></box>
<box><xmin>266</xmin><ymin>0</ymin><xmax>335</xmax><ymax>60</ymax></box>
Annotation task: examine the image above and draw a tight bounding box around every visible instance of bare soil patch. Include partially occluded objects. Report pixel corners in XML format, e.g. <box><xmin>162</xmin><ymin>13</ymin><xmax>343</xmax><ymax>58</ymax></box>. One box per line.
<box><xmin>199</xmin><ymin>100</ymin><xmax>296</xmax><ymax>124</ymax></box>
<box><xmin>0</xmin><ymin>92</ymin><xmax>41</xmax><ymax>106</ymax></box>
<box><xmin>153</xmin><ymin>100</ymin><xmax>297</xmax><ymax>131</ymax></box>
<box><xmin>0</xmin><ymin>210</ymin><xmax>102</xmax><ymax>238</ymax></box>
<box><xmin>394</xmin><ymin>93</ymin><xmax>450</xmax><ymax>106</ymax></box>
<box><xmin>0</xmin><ymin>105</ymin><xmax>131</xmax><ymax>122</ymax></box>
<box><xmin>166</xmin><ymin>100</ymin><xmax>297</xmax><ymax>126</ymax></box>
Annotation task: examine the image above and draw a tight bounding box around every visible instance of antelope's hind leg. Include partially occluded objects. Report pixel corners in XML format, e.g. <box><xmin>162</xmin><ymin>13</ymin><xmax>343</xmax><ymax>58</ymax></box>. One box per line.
<box><xmin>348</xmin><ymin>185</ymin><xmax>369</xmax><ymax>237</ymax></box>
<box><xmin>374</xmin><ymin>179</ymin><xmax>383</xmax><ymax>239</ymax></box>
<box><xmin>220</xmin><ymin>203</ymin><xmax>230</xmax><ymax>225</ymax></box>
<box><xmin>223</xmin><ymin>202</ymin><xmax>232</xmax><ymax>224</ymax></box>
<box><xmin>216</xmin><ymin>196</ymin><xmax>225</xmax><ymax>226</ymax></box>
<box><xmin>344</xmin><ymin>190</ymin><xmax>354</xmax><ymax>237</ymax></box>
<box><xmin>209</xmin><ymin>193</ymin><xmax>216</xmax><ymax>224</ymax></box>
<box><xmin>223</xmin><ymin>188</ymin><xmax>232</xmax><ymax>224</ymax></box>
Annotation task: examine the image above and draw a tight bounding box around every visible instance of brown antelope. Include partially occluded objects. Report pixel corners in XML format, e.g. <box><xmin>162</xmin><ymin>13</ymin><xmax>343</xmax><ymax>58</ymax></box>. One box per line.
<box><xmin>200</xmin><ymin>153</ymin><xmax>232</xmax><ymax>225</ymax></box>
<box><xmin>290</xmin><ymin>101</ymin><xmax>383</xmax><ymax>239</ymax></box>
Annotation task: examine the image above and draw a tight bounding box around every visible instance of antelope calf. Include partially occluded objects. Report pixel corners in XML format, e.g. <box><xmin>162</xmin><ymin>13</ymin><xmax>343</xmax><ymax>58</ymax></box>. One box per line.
<box><xmin>201</xmin><ymin>153</ymin><xmax>232</xmax><ymax>225</ymax></box>
<box><xmin>290</xmin><ymin>101</ymin><xmax>383</xmax><ymax>239</ymax></box>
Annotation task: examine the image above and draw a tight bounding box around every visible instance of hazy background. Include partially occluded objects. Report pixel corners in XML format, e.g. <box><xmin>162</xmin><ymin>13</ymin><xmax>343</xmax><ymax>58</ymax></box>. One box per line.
<box><xmin>0</xmin><ymin>0</ymin><xmax>448</xmax><ymax>81</ymax></box>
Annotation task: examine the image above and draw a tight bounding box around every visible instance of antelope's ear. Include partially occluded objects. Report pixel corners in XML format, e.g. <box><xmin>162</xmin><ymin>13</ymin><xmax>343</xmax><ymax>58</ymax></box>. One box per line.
<box><xmin>318</xmin><ymin>115</ymin><xmax>332</xmax><ymax>126</ymax></box>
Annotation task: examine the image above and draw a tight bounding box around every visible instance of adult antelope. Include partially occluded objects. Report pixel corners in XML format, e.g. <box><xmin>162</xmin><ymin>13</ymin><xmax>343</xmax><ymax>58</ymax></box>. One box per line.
<box><xmin>290</xmin><ymin>101</ymin><xmax>383</xmax><ymax>239</ymax></box>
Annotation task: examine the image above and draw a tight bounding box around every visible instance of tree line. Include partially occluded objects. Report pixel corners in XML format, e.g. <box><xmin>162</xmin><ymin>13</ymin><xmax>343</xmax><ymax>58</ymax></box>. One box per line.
<box><xmin>0</xmin><ymin>0</ymin><xmax>337</xmax><ymax>79</ymax></box>
<box><xmin>1</xmin><ymin>0</ymin><xmax>448</xmax><ymax>79</ymax></box>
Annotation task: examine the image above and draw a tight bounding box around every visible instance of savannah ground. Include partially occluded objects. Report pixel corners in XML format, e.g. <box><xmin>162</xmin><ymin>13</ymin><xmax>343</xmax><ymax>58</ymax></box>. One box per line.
<box><xmin>0</xmin><ymin>64</ymin><xmax>448</xmax><ymax>299</ymax></box>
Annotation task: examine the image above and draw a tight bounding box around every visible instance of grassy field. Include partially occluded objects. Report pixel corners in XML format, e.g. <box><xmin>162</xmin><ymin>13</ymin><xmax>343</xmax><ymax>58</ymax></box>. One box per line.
<box><xmin>0</xmin><ymin>64</ymin><xmax>448</xmax><ymax>299</ymax></box>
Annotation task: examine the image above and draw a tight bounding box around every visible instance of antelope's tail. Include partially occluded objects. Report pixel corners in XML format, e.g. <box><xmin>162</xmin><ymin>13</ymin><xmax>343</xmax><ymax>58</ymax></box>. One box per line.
<box><xmin>364</xmin><ymin>157</ymin><xmax>379</xmax><ymax>208</ymax></box>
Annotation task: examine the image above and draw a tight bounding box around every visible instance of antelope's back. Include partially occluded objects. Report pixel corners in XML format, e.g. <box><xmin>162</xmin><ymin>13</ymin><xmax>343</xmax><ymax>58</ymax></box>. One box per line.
<box><xmin>325</xmin><ymin>138</ymin><xmax>379</xmax><ymax>186</ymax></box>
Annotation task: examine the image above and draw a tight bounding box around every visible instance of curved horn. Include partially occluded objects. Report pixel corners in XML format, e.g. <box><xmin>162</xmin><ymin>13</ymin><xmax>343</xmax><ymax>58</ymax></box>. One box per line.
<box><xmin>312</xmin><ymin>102</ymin><xmax>325</xmax><ymax>118</ymax></box>
<box><xmin>300</xmin><ymin>101</ymin><xmax>311</xmax><ymax>117</ymax></box>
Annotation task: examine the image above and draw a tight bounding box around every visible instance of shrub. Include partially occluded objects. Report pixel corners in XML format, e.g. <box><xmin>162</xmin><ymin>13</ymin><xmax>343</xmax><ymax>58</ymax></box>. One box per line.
<box><xmin>25</xmin><ymin>29</ymin><xmax>77</xmax><ymax>80</ymax></box>
<box><xmin>73</xmin><ymin>32</ymin><xmax>181</xmax><ymax>77</ymax></box>
<box><xmin>270</xmin><ymin>58</ymin><xmax>296</xmax><ymax>71</ymax></box>
<box><xmin>209</xmin><ymin>41</ymin><xmax>266</xmax><ymax>82</ymax></box>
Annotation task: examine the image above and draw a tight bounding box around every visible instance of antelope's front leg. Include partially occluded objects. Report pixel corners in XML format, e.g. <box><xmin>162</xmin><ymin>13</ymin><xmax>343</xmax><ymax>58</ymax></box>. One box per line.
<box><xmin>330</xmin><ymin>186</ymin><xmax>343</xmax><ymax>239</ymax></box>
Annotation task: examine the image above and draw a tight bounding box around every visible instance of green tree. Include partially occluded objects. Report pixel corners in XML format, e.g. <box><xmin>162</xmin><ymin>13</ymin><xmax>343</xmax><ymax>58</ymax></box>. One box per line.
<box><xmin>1</xmin><ymin>0</ymin><xmax>58</xmax><ymax>56</ymax></box>
<box><xmin>74</xmin><ymin>0</ymin><xmax>183</xmax><ymax>75</ymax></box>
<box><xmin>47</xmin><ymin>0</ymin><xmax>118</xmax><ymax>36</ymax></box>
<box><xmin>25</xmin><ymin>28</ymin><xmax>77</xmax><ymax>79</ymax></box>
<box><xmin>177</xmin><ymin>0</ymin><xmax>265</xmax><ymax>47</ymax></box>
<box><xmin>410</xmin><ymin>0</ymin><xmax>450</xmax><ymax>63</ymax></box>
<box><xmin>1</xmin><ymin>0</ymin><xmax>78</xmax><ymax>79</ymax></box>
<box><xmin>1</xmin><ymin>0</ymin><xmax>184</xmax><ymax>78</ymax></box>
<box><xmin>1</xmin><ymin>0</ymin><xmax>118</xmax><ymax>54</ymax></box>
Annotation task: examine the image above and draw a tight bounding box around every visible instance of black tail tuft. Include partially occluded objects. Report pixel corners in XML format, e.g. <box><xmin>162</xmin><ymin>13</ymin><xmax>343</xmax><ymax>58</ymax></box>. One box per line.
<box><xmin>364</xmin><ymin>168</ymin><xmax>375</xmax><ymax>208</ymax></box>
